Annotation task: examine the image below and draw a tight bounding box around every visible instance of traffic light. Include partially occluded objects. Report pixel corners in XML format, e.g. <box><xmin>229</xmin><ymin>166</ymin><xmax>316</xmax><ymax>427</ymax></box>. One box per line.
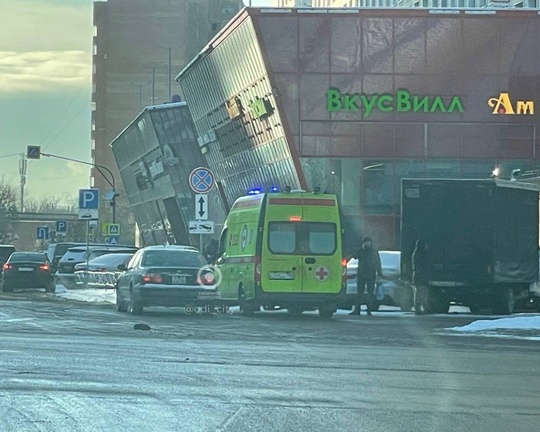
<box><xmin>27</xmin><ymin>145</ymin><xmax>41</xmax><ymax>159</ymax></box>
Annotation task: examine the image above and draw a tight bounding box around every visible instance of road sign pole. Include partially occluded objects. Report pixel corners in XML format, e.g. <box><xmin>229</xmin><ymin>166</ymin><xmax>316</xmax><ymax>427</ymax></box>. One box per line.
<box><xmin>200</xmin><ymin>234</ymin><xmax>203</xmax><ymax>253</ymax></box>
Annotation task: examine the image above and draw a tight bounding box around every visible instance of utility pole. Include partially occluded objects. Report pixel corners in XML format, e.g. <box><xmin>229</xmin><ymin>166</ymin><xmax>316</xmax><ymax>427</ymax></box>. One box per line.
<box><xmin>18</xmin><ymin>153</ymin><xmax>27</xmax><ymax>212</ymax></box>
<box><xmin>168</xmin><ymin>47</ymin><xmax>172</xmax><ymax>101</ymax></box>
<box><xmin>152</xmin><ymin>67</ymin><xmax>156</xmax><ymax>105</ymax></box>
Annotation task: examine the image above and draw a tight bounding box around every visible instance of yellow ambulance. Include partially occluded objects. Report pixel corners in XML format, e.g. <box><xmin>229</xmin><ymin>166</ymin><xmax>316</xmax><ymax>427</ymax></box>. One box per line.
<box><xmin>214</xmin><ymin>188</ymin><xmax>346</xmax><ymax>318</ymax></box>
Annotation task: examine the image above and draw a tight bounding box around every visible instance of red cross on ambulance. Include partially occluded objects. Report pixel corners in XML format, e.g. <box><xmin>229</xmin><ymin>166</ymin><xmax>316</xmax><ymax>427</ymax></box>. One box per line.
<box><xmin>314</xmin><ymin>266</ymin><xmax>329</xmax><ymax>281</ymax></box>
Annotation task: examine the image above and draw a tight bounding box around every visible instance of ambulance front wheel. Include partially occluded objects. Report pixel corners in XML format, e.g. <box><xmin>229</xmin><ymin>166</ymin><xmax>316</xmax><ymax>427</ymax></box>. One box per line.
<box><xmin>318</xmin><ymin>306</ymin><xmax>335</xmax><ymax>319</ymax></box>
<box><xmin>239</xmin><ymin>286</ymin><xmax>258</xmax><ymax>316</ymax></box>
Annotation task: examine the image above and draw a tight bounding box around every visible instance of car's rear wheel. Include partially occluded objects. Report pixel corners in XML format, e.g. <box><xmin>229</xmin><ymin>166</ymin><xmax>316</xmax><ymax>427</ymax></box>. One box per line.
<box><xmin>399</xmin><ymin>289</ymin><xmax>414</xmax><ymax>312</ymax></box>
<box><xmin>116</xmin><ymin>287</ymin><xmax>127</xmax><ymax>312</ymax></box>
<box><xmin>45</xmin><ymin>281</ymin><xmax>56</xmax><ymax>293</ymax></box>
<box><xmin>129</xmin><ymin>287</ymin><xmax>143</xmax><ymax>315</ymax></box>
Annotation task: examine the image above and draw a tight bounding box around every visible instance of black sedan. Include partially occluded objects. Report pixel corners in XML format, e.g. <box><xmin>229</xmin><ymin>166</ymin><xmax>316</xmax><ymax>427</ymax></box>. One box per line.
<box><xmin>116</xmin><ymin>246</ymin><xmax>217</xmax><ymax>315</ymax></box>
<box><xmin>2</xmin><ymin>252</ymin><xmax>55</xmax><ymax>293</ymax></box>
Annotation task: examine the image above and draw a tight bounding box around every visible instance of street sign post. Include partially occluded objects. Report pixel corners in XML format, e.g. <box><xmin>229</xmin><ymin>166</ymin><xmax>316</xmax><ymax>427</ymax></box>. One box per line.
<box><xmin>195</xmin><ymin>194</ymin><xmax>208</xmax><ymax>220</ymax></box>
<box><xmin>189</xmin><ymin>167</ymin><xmax>214</xmax><ymax>193</ymax></box>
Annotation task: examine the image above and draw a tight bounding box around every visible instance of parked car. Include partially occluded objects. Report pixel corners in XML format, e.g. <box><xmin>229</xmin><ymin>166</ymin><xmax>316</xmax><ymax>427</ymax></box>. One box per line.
<box><xmin>116</xmin><ymin>245</ymin><xmax>215</xmax><ymax>315</ymax></box>
<box><xmin>0</xmin><ymin>245</ymin><xmax>16</xmax><ymax>267</ymax></box>
<box><xmin>74</xmin><ymin>252</ymin><xmax>135</xmax><ymax>288</ymax></box>
<box><xmin>55</xmin><ymin>245</ymin><xmax>138</xmax><ymax>289</ymax></box>
<box><xmin>342</xmin><ymin>251</ymin><xmax>413</xmax><ymax>311</ymax></box>
<box><xmin>2</xmin><ymin>252</ymin><xmax>55</xmax><ymax>293</ymax></box>
<box><xmin>47</xmin><ymin>242</ymin><xmax>85</xmax><ymax>274</ymax></box>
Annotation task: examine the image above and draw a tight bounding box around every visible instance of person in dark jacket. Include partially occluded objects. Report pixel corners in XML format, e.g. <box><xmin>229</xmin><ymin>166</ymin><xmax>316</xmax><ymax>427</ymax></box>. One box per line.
<box><xmin>203</xmin><ymin>239</ymin><xmax>219</xmax><ymax>264</ymax></box>
<box><xmin>412</xmin><ymin>239</ymin><xmax>430</xmax><ymax>315</ymax></box>
<box><xmin>350</xmin><ymin>236</ymin><xmax>382</xmax><ymax>316</ymax></box>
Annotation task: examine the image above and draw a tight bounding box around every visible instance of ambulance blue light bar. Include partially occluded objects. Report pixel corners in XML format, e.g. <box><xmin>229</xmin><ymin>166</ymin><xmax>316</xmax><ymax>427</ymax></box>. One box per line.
<box><xmin>270</xmin><ymin>186</ymin><xmax>279</xmax><ymax>193</ymax></box>
<box><xmin>248</xmin><ymin>188</ymin><xmax>262</xmax><ymax>195</ymax></box>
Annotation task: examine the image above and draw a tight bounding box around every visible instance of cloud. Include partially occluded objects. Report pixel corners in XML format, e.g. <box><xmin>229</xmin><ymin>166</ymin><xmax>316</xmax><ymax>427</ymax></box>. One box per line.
<box><xmin>0</xmin><ymin>1</ymin><xmax>93</xmax><ymax>53</ymax></box>
<box><xmin>0</xmin><ymin>50</ymin><xmax>90</xmax><ymax>94</ymax></box>
<box><xmin>66</xmin><ymin>161</ymin><xmax>91</xmax><ymax>178</ymax></box>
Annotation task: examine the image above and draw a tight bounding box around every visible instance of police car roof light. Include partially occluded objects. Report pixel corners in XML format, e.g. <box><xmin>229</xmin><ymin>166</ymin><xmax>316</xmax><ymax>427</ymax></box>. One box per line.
<box><xmin>269</xmin><ymin>186</ymin><xmax>279</xmax><ymax>193</ymax></box>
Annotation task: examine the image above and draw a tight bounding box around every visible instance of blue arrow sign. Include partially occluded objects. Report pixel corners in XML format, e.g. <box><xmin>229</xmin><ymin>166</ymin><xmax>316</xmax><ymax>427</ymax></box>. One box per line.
<box><xmin>56</xmin><ymin>220</ymin><xmax>67</xmax><ymax>232</ymax></box>
<box><xmin>189</xmin><ymin>167</ymin><xmax>214</xmax><ymax>193</ymax></box>
<box><xmin>79</xmin><ymin>188</ymin><xmax>99</xmax><ymax>209</ymax></box>
<box><xmin>36</xmin><ymin>226</ymin><xmax>49</xmax><ymax>240</ymax></box>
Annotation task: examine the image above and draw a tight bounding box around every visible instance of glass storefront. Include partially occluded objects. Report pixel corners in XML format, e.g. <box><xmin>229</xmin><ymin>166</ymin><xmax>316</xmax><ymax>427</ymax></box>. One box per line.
<box><xmin>176</xmin><ymin>8</ymin><xmax>540</xmax><ymax>251</ymax></box>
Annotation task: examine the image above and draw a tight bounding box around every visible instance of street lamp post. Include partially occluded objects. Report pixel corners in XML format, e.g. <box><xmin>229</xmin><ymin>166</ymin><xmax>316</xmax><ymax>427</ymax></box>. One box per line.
<box><xmin>40</xmin><ymin>152</ymin><xmax>117</xmax><ymax>223</ymax></box>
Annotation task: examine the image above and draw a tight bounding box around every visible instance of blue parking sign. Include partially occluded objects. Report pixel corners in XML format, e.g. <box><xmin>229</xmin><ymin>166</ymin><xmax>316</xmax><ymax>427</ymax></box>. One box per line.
<box><xmin>79</xmin><ymin>189</ymin><xmax>99</xmax><ymax>209</ymax></box>
<box><xmin>56</xmin><ymin>220</ymin><xmax>67</xmax><ymax>232</ymax></box>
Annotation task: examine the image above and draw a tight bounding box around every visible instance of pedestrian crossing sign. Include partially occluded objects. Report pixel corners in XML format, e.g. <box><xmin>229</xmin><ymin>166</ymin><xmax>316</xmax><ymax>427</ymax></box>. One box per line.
<box><xmin>102</xmin><ymin>223</ymin><xmax>120</xmax><ymax>236</ymax></box>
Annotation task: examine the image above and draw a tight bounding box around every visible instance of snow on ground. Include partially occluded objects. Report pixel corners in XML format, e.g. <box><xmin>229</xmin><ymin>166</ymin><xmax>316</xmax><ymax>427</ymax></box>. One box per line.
<box><xmin>447</xmin><ymin>315</ymin><xmax>540</xmax><ymax>341</ymax></box>
<box><xmin>55</xmin><ymin>284</ymin><xmax>116</xmax><ymax>304</ymax></box>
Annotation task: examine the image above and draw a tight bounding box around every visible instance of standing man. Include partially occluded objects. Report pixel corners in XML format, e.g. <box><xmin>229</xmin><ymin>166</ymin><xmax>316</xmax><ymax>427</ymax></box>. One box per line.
<box><xmin>412</xmin><ymin>239</ymin><xmax>430</xmax><ymax>315</ymax></box>
<box><xmin>350</xmin><ymin>236</ymin><xmax>382</xmax><ymax>316</ymax></box>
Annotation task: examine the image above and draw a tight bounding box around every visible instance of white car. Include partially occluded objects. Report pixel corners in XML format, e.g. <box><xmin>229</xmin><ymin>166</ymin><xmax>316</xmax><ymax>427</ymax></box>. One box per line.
<box><xmin>343</xmin><ymin>251</ymin><xmax>413</xmax><ymax>311</ymax></box>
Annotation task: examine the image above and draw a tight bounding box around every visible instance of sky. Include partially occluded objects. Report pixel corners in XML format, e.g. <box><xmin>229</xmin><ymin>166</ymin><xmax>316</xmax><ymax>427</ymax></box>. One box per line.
<box><xmin>0</xmin><ymin>0</ymin><xmax>271</xmax><ymax>207</ymax></box>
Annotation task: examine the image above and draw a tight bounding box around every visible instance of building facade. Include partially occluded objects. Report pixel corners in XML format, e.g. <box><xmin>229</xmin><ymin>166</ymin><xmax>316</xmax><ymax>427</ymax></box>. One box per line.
<box><xmin>273</xmin><ymin>0</ymin><xmax>540</xmax><ymax>9</ymax></box>
<box><xmin>91</xmin><ymin>0</ymin><xmax>242</xmax><ymax>224</ymax></box>
<box><xmin>177</xmin><ymin>7</ymin><xmax>540</xmax><ymax>251</ymax></box>
<box><xmin>110</xmin><ymin>103</ymin><xmax>226</xmax><ymax>247</ymax></box>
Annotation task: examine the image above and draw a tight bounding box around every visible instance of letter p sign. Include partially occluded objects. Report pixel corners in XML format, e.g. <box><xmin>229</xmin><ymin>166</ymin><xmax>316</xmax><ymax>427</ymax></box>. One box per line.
<box><xmin>78</xmin><ymin>189</ymin><xmax>99</xmax><ymax>210</ymax></box>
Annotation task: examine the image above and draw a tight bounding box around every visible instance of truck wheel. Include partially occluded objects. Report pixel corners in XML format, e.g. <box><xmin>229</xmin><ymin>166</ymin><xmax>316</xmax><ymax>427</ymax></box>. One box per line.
<box><xmin>425</xmin><ymin>289</ymin><xmax>448</xmax><ymax>314</ymax></box>
<box><xmin>469</xmin><ymin>305</ymin><xmax>482</xmax><ymax>314</ymax></box>
<box><xmin>239</xmin><ymin>287</ymin><xmax>257</xmax><ymax>316</ymax></box>
<box><xmin>492</xmin><ymin>286</ymin><xmax>515</xmax><ymax>315</ymax></box>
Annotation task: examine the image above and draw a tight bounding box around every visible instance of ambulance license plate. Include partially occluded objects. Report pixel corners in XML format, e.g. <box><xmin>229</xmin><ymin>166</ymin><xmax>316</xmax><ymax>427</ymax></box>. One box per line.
<box><xmin>269</xmin><ymin>272</ymin><xmax>294</xmax><ymax>280</ymax></box>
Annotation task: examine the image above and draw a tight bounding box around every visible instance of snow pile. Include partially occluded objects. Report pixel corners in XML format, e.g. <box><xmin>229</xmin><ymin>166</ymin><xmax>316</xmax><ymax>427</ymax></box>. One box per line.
<box><xmin>55</xmin><ymin>284</ymin><xmax>116</xmax><ymax>304</ymax></box>
<box><xmin>447</xmin><ymin>316</ymin><xmax>540</xmax><ymax>341</ymax></box>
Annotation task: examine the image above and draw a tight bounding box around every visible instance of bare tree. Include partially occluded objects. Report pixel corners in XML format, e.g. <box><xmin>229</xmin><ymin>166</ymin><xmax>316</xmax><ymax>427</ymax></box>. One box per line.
<box><xmin>0</xmin><ymin>176</ymin><xmax>18</xmax><ymax>244</ymax></box>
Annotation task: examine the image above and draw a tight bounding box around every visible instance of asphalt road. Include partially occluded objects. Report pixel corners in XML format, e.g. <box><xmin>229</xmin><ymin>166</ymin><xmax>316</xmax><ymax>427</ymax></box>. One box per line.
<box><xmin>0</xmin><ymin>290</ymin><xmax>539</xmax><ymax>432</ymax></box>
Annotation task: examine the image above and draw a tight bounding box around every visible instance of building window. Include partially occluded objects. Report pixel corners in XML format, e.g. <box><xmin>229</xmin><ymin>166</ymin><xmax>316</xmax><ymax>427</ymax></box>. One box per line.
<box><xmin>362</xmin><ymin>161</ymin><xmax>393</xmax><ymax>215</ymax></box>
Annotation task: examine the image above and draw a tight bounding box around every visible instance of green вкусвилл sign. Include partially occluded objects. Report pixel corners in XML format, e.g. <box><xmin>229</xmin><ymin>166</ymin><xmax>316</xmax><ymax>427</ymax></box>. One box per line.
<box><xmin>327</xmin><ymin>88</ymin><xmax>464</xmax><ymax>117</ymax></box>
